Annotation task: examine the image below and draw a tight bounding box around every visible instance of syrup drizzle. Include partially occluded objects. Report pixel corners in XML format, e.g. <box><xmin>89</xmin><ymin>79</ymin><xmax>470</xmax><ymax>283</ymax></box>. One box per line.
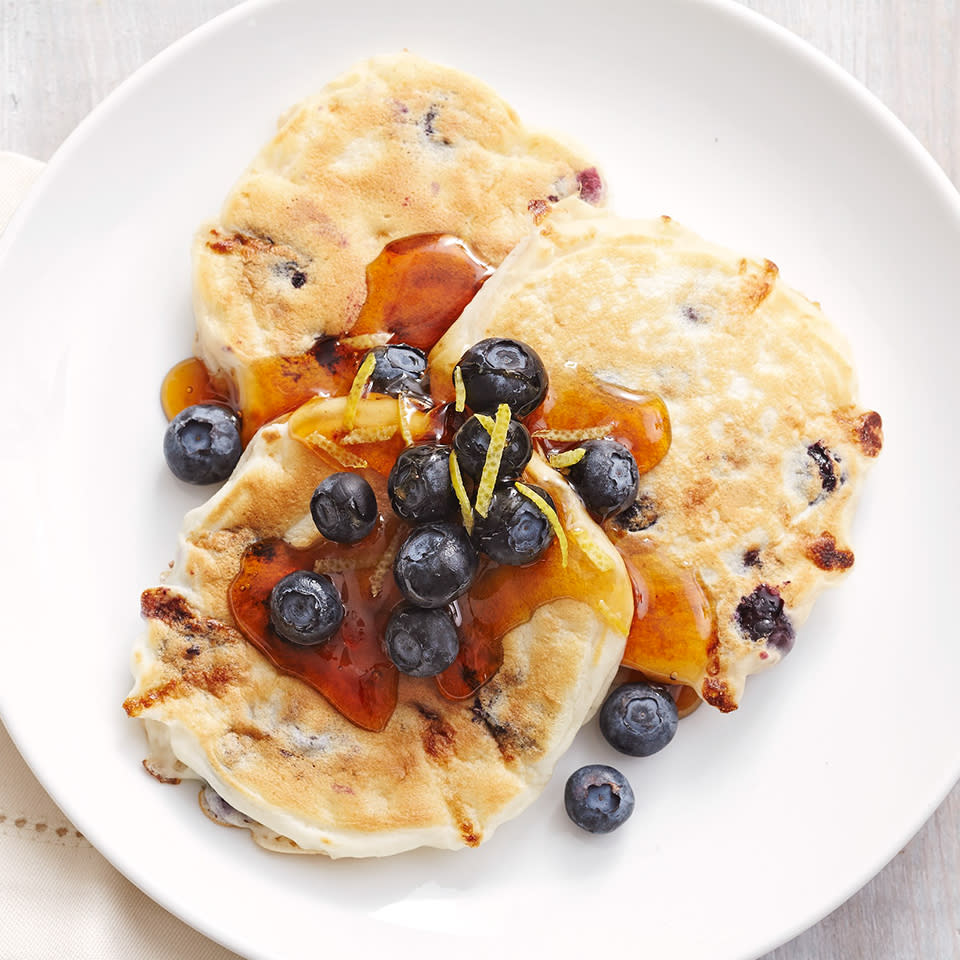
<box><xmin>610</xmin><ymin>531</ymin><xmax>718</xmax><ymax>691</ymax></box>
<box><xmin>162</xmin><ymin>233</ymin><xmax>493</xmax><ymax>443</ymax></box>
<box><xmin>528</xmin><ymin>372</ymin><xmax>671</xmax><ymax>473</ymax></box>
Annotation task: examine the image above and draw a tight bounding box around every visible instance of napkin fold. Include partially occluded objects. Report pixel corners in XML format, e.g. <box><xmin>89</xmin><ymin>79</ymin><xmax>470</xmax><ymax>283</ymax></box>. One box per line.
<box><xmin>0</xmin><ymin>151</ymin><xmax>238</xmax><ymax>960</ymax></box>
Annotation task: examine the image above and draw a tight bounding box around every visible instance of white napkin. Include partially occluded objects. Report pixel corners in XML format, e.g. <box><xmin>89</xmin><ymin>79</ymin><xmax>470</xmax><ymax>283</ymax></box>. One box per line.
<box><xmin>0</xmin><ymin>151</ymin><xmax>239</xmax><ymax>960</ymax></box>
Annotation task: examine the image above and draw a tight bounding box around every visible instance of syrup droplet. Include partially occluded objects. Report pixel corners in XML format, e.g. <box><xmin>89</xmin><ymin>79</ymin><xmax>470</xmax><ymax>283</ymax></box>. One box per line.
<box><xmin>160</xmin><ymin>357</ymin><xmax>234</xmax><ymax>421</ymax></box>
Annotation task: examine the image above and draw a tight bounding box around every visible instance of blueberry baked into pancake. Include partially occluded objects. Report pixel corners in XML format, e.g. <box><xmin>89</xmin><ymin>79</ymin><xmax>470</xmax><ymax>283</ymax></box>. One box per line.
<box><xmin>431</xmin><ymin>198</ymin><xmax>883</xmax><ymax>713</ymax></box>
<box><xmin>189</xmin><ymin>52</ymin><xmax>604</xmax><ymax>442</ymax></box>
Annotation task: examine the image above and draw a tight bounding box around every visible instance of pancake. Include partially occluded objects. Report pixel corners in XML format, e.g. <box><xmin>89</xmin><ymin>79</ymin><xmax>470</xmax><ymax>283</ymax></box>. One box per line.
<box><xmin>124</xmin><ymin>404</ymin><xmax>634</xmax><ymax>857</ymax></box>
<box><xmin>192</xmin><ymin>52</ymin><xmax>602</xmax><ymax>421</ymax></box>
<box><xmin>430</xmin><ymin>199</ymin><xmax>883</xmax><ymax>711</ymax></box>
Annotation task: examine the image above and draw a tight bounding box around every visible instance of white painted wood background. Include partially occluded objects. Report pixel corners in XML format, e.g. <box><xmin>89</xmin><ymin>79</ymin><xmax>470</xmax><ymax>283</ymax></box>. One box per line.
<box><xmin>1</xmin><ymin>2</ymin><xmax>958</xmax><ymax>958</ymax></box>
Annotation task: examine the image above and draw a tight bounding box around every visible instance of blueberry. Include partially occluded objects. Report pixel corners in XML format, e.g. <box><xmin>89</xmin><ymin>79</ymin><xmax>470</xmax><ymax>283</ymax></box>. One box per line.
<box><xmin>566</xmin><ymin>439</ymin><xmax>640</xmax><ymax>519</ymax></box>
<box><xmin>735</xmin><ymin>584</ymin><xmax>795</xmax><ymax>654</ymax></box>
<box><xmin>452</xmin><ymin>415</ymin><xmax>532</xmax><ymax>484</ymax></box>
<box><xmin>310</xmin><ymin>473</ymin><xmax>378</xmax><ymax>543</ymax></box>
<box><xmin>388</xmin><ymin>444</ymin><xmax>457</xmax><ymax>524</ymax></box>
<box><xmin>366</xmin><ymin>343</ymin><xmax>430</xmax><ymax>399</ymax></box>
<box><xmin>455</xmin><ymin>338</ymin><xmax>548</xmax><ymax>418</ymax></box>
<box><xmin>393</xmin><ymin>522</ymin><xmax>478</xmax><ymax>608</ymax></box>
<box><xmin>163</xmin><ymin>404</ymin><xmax>243</xmax><ymax>485</ymax></box>
<box><xmin>564</xmin><ymin>764</ymin><xmax>635</xmax><ymax>834</ymax></box>
<box><xmin>269</xmin><ymin>570</ymin><xmax>344</xmax><ymax>645</ymax></box>
<box><xmin>384</xmin><ymin>605</ymin><xmax>460</xmax><ymax>676</ymax></box>
<box><xmin>599</xmin><ymin>682</ymin><xmax>679</xmax><ymax>757</ymax></box>
<box><xmin>472</xmin><ymin>484</ymin><xmax>555</xmax><ymax>566</ymax></box>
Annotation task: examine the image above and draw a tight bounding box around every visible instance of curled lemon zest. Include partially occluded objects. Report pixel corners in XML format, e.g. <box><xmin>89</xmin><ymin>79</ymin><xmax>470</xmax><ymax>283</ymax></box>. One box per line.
<box><xmin>369</xmin><ymin>527</ymin><xmax>405</xmax><ymax>598</ymax></box>
<box><xmin>533</xmin><ymin>424</ymin><xmax>614</xmax><ymax>442</ymax></box>
<box><xmin>449</xmin><ymin>450</ymin><xmax>474</xmax><ymax>534</ymax></box>
<box><xmin>567</xmin><ymin>525</ymin><xmax>614</xmax><ymax>572</ymax></box>
<box><xmin>454</xmin><ymin>366</ymin><xmax>466</xmax><ymax>413</ymax></box>
<box><xmin>304</xmin><ymin>432</ymin><xmax>368</xmax><ymax>469</ymax></box>
<box><xmin>341</xmin><ymin>424</ymin><xmax>397</xmax><ymax>445</ymax></box>
<box><xmin>314</xmin><ymin>556</ymin><xmax>368</xmax><ymax>574</ymax></box>
<box><xmin>342</xmin><ymin>351</ymin><xmax>378</xmax><ymax>432</ymax></box>
<box><xmin>397</xmin><ymin>396</ymin><xmax>415</xmax><ymax>447</ymax></box>
<box><xmin>474</xmin><ymin>403</ymin><xmax>511</xmax><ymax>518</ymax></box>
<box><xmin>548</xmin><ymin>447</ymin><xmax>586</xmax><ymax>469</ymax></box>
<box><xmin>515</xmin><ymin>481</ymin><xmax>568</xmax><ymax>567</ymax></box>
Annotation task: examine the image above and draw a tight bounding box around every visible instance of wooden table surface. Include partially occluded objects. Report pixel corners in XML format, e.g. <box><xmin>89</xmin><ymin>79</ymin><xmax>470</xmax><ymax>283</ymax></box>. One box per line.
<box><xmin>2</xmin><ymin>2</ymin><xmax>958</xmax><ymax>958</ymax></box>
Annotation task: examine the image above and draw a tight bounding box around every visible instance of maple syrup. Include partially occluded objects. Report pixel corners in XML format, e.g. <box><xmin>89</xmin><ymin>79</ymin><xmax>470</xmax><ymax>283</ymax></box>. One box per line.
<box><xmin>528</xmin><ymin>372</ymin><xmax>671</xmax><ymax>473</ymax></box>
<box><xmin>162</xmin><ymin>233</ymin><xmax>492</xmax><ymax>445</ymax></box>
<box><xmin>228</xmin><ymin>529</ymin><xmax>402</xmax><ymax>733</ymax></box>
<box><xmin>349</xmin><ymin>233</ymin><xmax>493</xmax><ymax>351</ymax></box>
<box><xmin>160</xmin><ymin>357</ymin><xmax>234</xmax><ymax>421</ymax></box>
<box><xmin>610</xmin><ymin>531</ymin><xmax>718</xmax><ymax>692</ymax></box>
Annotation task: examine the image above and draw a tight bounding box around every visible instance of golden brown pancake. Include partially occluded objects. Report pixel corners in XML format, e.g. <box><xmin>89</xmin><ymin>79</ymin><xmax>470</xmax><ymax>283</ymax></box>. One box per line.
<box><xmin>192</xmin><ymin>52</ymin><xmax>603</xmax><ymax>416</ymax></box>
<box><xmin>125</xmin><ymin>403</ymin><xmax>633</xmax><ymax>857</ymax></box>
<box><xmin>431</xmin><ymin>199</ymin><xmax>883</xmax><ymax>711</ymax></box>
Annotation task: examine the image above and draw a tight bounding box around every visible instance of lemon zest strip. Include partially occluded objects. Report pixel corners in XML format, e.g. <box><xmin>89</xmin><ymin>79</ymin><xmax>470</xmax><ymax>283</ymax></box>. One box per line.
<box><xmin>342</xmin><ymin>351</ymin><xmax>378</xmax><ymax>432</ymax></box>
<box><xmin>515</xmin><ymin>481</ymin><xmax>568</xmax><ymax>568</ymax></box>
<box><xmin>314</xmin><ymin>556</ymin><xmax>368</xmax><ymax>574</ymax></box>
<box><xmin>474</xmin><ymin>403</ymin><xmax>511</xmax><ymax>519</ymax></box>
<box><xmin>454</xmin><ymin>366</ymin><xmax>466</xmax><ymax>413</ymax></box>
<box><xmin>449</xmin><ymin>450</ymin><xmax>474</xmax><ymax>534</ymax></box>
<box><xmin>397</xmin><ymin>396</ymin><xmax>415</xmax><ymax>447</ymax></box>
<box><xmin>340</xmin><ymin>424</ymin><xmax>397</xmax><ymax>445</ymax></box>
<box><xmin>567</xmin><ymin>525</ymin><xmax>614</xmax><ymax>572</ymax></box>
<box><xmin>548</xmin><ymin>447</ymin><xmax>586</xmax><ymax>469</ymax></box>
<box><xmin>369</xmin><ymin>527</ymin><xmax>405</xmax><ymax>598</ymax></box>
<box><xmin>304</xmin><ymin>432</ymin><xmax>368</xmax><ymax>469</ymax></box>
<box><xmin>533</xmin><ymin>424</ymin><xmax>614</xmax><ymax>442</ymax></box>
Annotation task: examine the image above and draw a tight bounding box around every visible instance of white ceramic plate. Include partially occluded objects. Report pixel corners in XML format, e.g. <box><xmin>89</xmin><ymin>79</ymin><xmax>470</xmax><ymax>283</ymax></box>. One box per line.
<box><xmin>1</xmin><ymin>1</ymin><xmax>957</xmax><ymax>958</ymax></box>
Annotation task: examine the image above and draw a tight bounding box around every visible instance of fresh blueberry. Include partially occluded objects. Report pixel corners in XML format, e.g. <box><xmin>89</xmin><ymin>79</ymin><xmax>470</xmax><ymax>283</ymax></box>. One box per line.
<box><xmin>452</xmin><ymin>415</ymin><xmax>532</xmax><ymax>484</ymax></box>
<box><xmin>310</xmin><ymin>473</ymin><xmax>378</xmax><ymax>543</ymax></box>
<box><xmin>599</xmin><ymin>682</ymin><xmax>679</xmax><ymax>757</ymax></box>
<box><xmin>393</xmin><ymin>522</ymin><xmax>478</xmax><ymax>608</ymax></box>
<box><xmin>564</xmin><ymin>764</ymin><xmax>635</xmax><ymax>834</ymax></box>
<box><xmin>384</xmin><ymin>605</ymin><xmax>460</xmax><ymax>676</ymax></box>
<box><xmin>472</xmin><ymin>484</ymin><xmax>554</xmax><ymax>566</ymax></box>
<box><xmin>163</xmin><ymin>404</ymin><xmax>242</xmax><ymax>485</ymax></box>
<box><xmin>566</xmin><ymin>439</ymin><xmax>640</xmax><ymax>519</ymax></box>
<box><xmin>269</xmin><ymin>570</ymin><xmax>344</xmax><ymax>645</ymax></box>
<box><xmin>388</xmin><ymin>443</ymin><xmax>457</xmax><ymax>524</ymax></box>
<box><xmin>366</xmin><ymin>343</ymin><xmax>430</xmax><ymax>399</ymax></box>
<box><xmin>455</xmin><ymin>338</ymin><xmax>548</xmax><ymax>418</ymax></box>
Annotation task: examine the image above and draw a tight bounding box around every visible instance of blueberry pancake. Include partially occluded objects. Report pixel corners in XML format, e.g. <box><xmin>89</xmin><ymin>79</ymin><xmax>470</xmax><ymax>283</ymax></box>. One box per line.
<box><xmin>431</xmin><ymin>199</ymin><xmax>883</xmax><ymax>711</ymax></box>
<box><xmin>125</xmin><ymin>408</ymin><xmax>633</xmax><ymax>857</ymax></box>
<box><xmin>193</xmin><ymin>52</ymin><xmax>602</xmax><ymax>425</ymax></box>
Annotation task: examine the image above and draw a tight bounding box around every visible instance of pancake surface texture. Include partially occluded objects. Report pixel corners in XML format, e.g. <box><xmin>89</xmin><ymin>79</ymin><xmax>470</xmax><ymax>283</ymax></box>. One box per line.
<box><xmin>125</xmin><ymin>421</ymin><xmax>633</xmax><ymax>857</ymax></box>
<box><xmin>431</xmin><ymin>199</ymin><xmax>882</xmax><ymax>711</ymax></box>
<box><xmin>193</xmin><ymin>52</ymin><xmax>601</xmax><ymax>403</ymax></box>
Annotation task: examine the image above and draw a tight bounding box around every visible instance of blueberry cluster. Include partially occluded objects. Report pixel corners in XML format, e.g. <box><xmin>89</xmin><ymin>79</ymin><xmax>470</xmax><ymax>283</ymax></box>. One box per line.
<box><xmin>385</xmin><ymin>338</ymin><xmax>557</xmax><ymax>674</ymax></box>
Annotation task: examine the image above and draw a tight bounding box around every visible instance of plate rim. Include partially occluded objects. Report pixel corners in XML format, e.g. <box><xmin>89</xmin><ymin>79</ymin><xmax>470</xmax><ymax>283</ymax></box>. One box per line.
<box><xmin>1</xmin><ymin>1</ymin><xmax>959</xmax><ymax>958</ymax></box>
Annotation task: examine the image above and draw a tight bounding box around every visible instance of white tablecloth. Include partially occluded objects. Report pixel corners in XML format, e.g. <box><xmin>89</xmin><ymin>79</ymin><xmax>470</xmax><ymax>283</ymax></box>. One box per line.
<box><xmin>0</xmin><ymin>151</ymin><xmax>238</xmax><ymax>960</ymax></box>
